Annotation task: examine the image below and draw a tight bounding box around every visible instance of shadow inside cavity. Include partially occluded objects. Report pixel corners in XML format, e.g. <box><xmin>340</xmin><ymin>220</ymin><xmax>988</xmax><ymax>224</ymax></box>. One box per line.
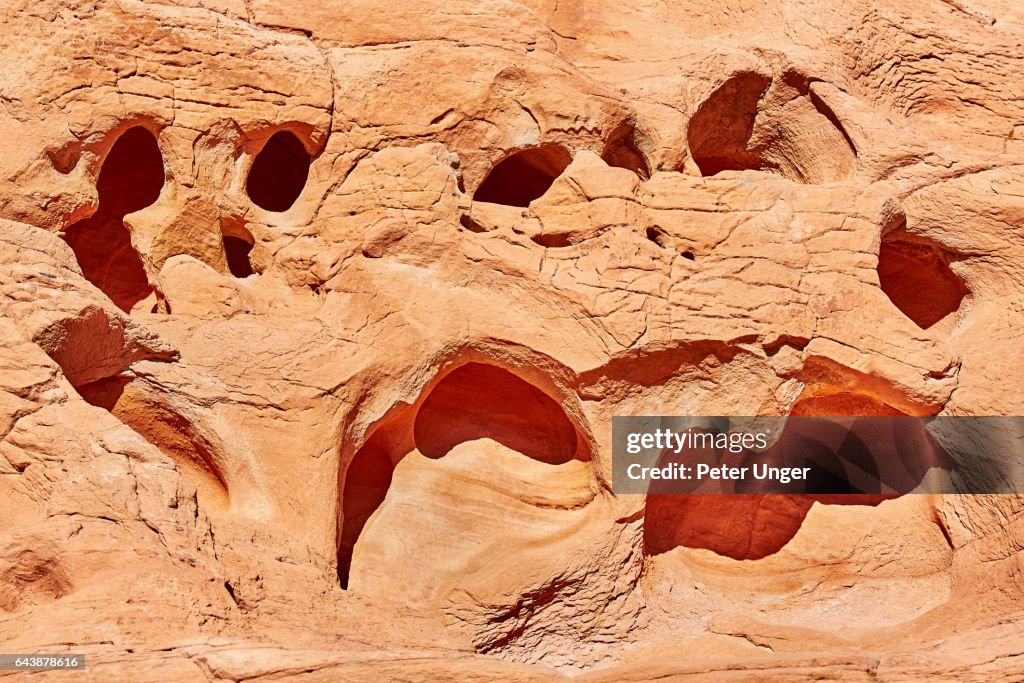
<box><xmin>246</xmin><ymin>130</ymin><xmax>311</xmax><ymax>213</ymax></box>
<box><xmin>62</xmin><ymin>126</ymin><xmax>163</xmax><ymax>312</ymax></box>
<box><xmin>76</xmin><ymin>374</ymin><xmax>230</xmax><ymax>510</ymax></box>
<box><xmin>642</xmin><ymin>395</ymin><xmax>949</xmax><ymax>560</ymax></box>
<box><xmin>413</xmin><ymin>363</ymin><xmax>578</xmax><ymax>464</ymax></box>
<box><xmin>338</xmin><ymin>362</ymin><xmax>582</xmax><ymax>588</ymax></box>
<box><xmin>473</xmin><ymin>144</ymin><xmax>572</xmax><ymax>207</ymax></box>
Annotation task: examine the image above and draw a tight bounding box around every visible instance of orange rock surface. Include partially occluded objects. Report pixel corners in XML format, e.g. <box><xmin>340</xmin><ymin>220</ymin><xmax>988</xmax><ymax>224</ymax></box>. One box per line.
<box><xmin>1</xmin><ymin>0</ymin><xmax>1023</xmax><ymax>680</ymax></box>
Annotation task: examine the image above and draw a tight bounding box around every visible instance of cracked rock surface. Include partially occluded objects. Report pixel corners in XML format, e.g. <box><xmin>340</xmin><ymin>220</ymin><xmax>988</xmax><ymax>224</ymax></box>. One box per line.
<box><xmin>1</xmin><ymin>0</ymin><xmax>1023</xmax><ymax>680</ymax></box>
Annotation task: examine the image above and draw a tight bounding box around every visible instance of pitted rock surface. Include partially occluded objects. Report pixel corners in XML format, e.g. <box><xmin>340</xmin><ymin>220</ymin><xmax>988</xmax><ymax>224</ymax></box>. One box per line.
<box><xmin>1</xmin><ymin>0</ymin><xmax>1023</xmax><ymax>680</ymax></box>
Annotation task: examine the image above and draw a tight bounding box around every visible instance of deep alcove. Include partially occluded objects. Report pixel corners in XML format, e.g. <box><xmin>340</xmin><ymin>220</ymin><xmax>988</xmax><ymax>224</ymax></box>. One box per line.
<box><xmin>643</xmin><ymin>393</ymin><xmax>906</xmax><ymax>561</ymax></box>
<box><xmin>223</xmin><ymin>235</ymin><xmax>254</xmax><ymax>278</ymax></box>
<box><xmin>336</xmin><ymin>432</ymin><xmax>395</xmax><ymax>589</ymax></box>
<box><xmin>877</xmin><ymin>237</ymin><xmax>967</xmax><ymax>329</ymax></box>
<box><xmin>62</xmin><ymin>126</ymin><xmax>164</xmax><ymax>312</ymax></box>
<box><xmin>687</xmin><ymin>72</ymin><xmax>772</xmax><ymax>177</ymax></box>
<box><xmin>337</xmin><ymin>363</ymin><xmax>580</xmax><ymax>588</ymax></box>
<box><xmin>473</xmin><ymin>144</ymin><xmax>572</xmax><ymax>207</ymax></box>
<box><xmin>686</xmin><ymin>72</ymin><xmax>855</xmax><ymax>183</ymax></box>
<box><xmin>246</xmin><ymin>130</ymin><xmax>311</xmax><ymax>212</ymax></box>
<box><xmin>413</xmin><ymin>363</ymin><xmax>578</xmax><ymax>463</ymax></box>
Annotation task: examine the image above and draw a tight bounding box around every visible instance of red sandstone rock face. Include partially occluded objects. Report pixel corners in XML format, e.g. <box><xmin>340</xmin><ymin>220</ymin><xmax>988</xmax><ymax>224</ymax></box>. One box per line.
<box><xmin>1</xmin><ymin>0</ymin><xmax>1023</xmax><ymax>680</ymax></box>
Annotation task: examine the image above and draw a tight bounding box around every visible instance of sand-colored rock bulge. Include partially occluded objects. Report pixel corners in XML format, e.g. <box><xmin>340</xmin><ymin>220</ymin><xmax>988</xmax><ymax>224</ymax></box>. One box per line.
<box><xmin>0</xmin><ymin>0</ymin><xmax>1023</xmax><ymax>680</ymax></box>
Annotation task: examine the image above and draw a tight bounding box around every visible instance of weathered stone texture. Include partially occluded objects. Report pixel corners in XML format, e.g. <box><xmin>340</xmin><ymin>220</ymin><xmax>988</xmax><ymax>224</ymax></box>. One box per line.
<box><xmin>1</xmin><ymin>0</ymin><xmax>1022</xmax><ymax>679</ymax></box>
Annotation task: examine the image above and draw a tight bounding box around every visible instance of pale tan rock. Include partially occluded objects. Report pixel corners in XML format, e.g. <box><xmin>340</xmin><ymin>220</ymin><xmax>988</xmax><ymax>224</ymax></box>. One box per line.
<box><xmin>0</xmin><ymin>0</ymin><xmax>1023</xmax><ymax>679</ymax></box>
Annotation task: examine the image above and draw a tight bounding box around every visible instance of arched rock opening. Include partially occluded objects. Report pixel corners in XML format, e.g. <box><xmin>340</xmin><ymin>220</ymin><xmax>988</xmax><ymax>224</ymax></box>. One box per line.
<box><xmin>246</xmin><ymin>130</ymin><xmax>311</xmax><ymax>212</ymax></box>
<box><xmin>791</xmin><ymin>392</ymin><xmax>907</xmax><ymax>417</ymax></box>
<box><xmin>643</xmin><ymin>393</ymin><xmax>907</xmax><ymax>561</ymax></box>
<box><xmin>62</xmin><ymin>126</ymin><xmax>163</xmax><ymax>312</ymax></box>
<box><xmin>687</xmin><ymin>72</ymin><xmax>772</xmax><ymax>177</ymax></box>
<box><xmin>686</xmin><ymin>72</ymin><xmax>855</xmax><ymax>183</ymax></box>
<box><xmin>337</xmin><ymin>429</ymin><xmax>396</xmax><ymax>589</ymax></box>
<box><xmin>877</xmin><ymin>234</ymin><xmax>967</xmax><ymax>330</ymax></box>
<box><xmin>337</xmin><ymin>362</ymin><xmax>583</xmax><ymax>588</ymax></box>
<box><xmin>414</xmin><ymin>363</ymin><xmax>579</xmax><ymax>464</ymax></box>
<box><xmin>473</xmin><ymin>144</ymin><xmax>572</xmax><ymax>207</ymax></box>
<box><xmin>223</xmin><ymin>236</ymin><xmax>254</xmax><ymax>278</ymax></box>
<box><xmin>221</xmin><ymin>223</ymin><xmax>256</xmax><ymax>278</ymax></box>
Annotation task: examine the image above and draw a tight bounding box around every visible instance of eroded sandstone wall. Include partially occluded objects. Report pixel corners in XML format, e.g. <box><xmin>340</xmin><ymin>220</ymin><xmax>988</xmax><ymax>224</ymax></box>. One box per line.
<box><xmin>0</xmin><ymin>0</ymin><xmax>1023</xmax><ymax>680</ymax></box>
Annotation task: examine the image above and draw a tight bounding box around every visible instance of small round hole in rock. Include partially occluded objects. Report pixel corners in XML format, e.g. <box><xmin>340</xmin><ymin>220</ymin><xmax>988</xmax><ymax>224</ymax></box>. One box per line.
<box><xmin>646</xmin><ymin>226</ymin><xmax>667</xmax><ymax>246</ymax></box>
<box><xmin>473</xmin><ymin>144</ymin><xmax>571</xmax><ymax>207</ymax></box>
<box><xmin>459</xmin><ymin>213</ymin><xmax>486</xmax><ymax>233</ymax></box>
<box><xmin>531</xmin><ymin>232</ymin><xmax>572</xmax><ymax>248</ymax></box>
<box><xmin>246</xmin><ymin>131</ymin><xmax>311</xmax><ymax>212</ymax></box>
